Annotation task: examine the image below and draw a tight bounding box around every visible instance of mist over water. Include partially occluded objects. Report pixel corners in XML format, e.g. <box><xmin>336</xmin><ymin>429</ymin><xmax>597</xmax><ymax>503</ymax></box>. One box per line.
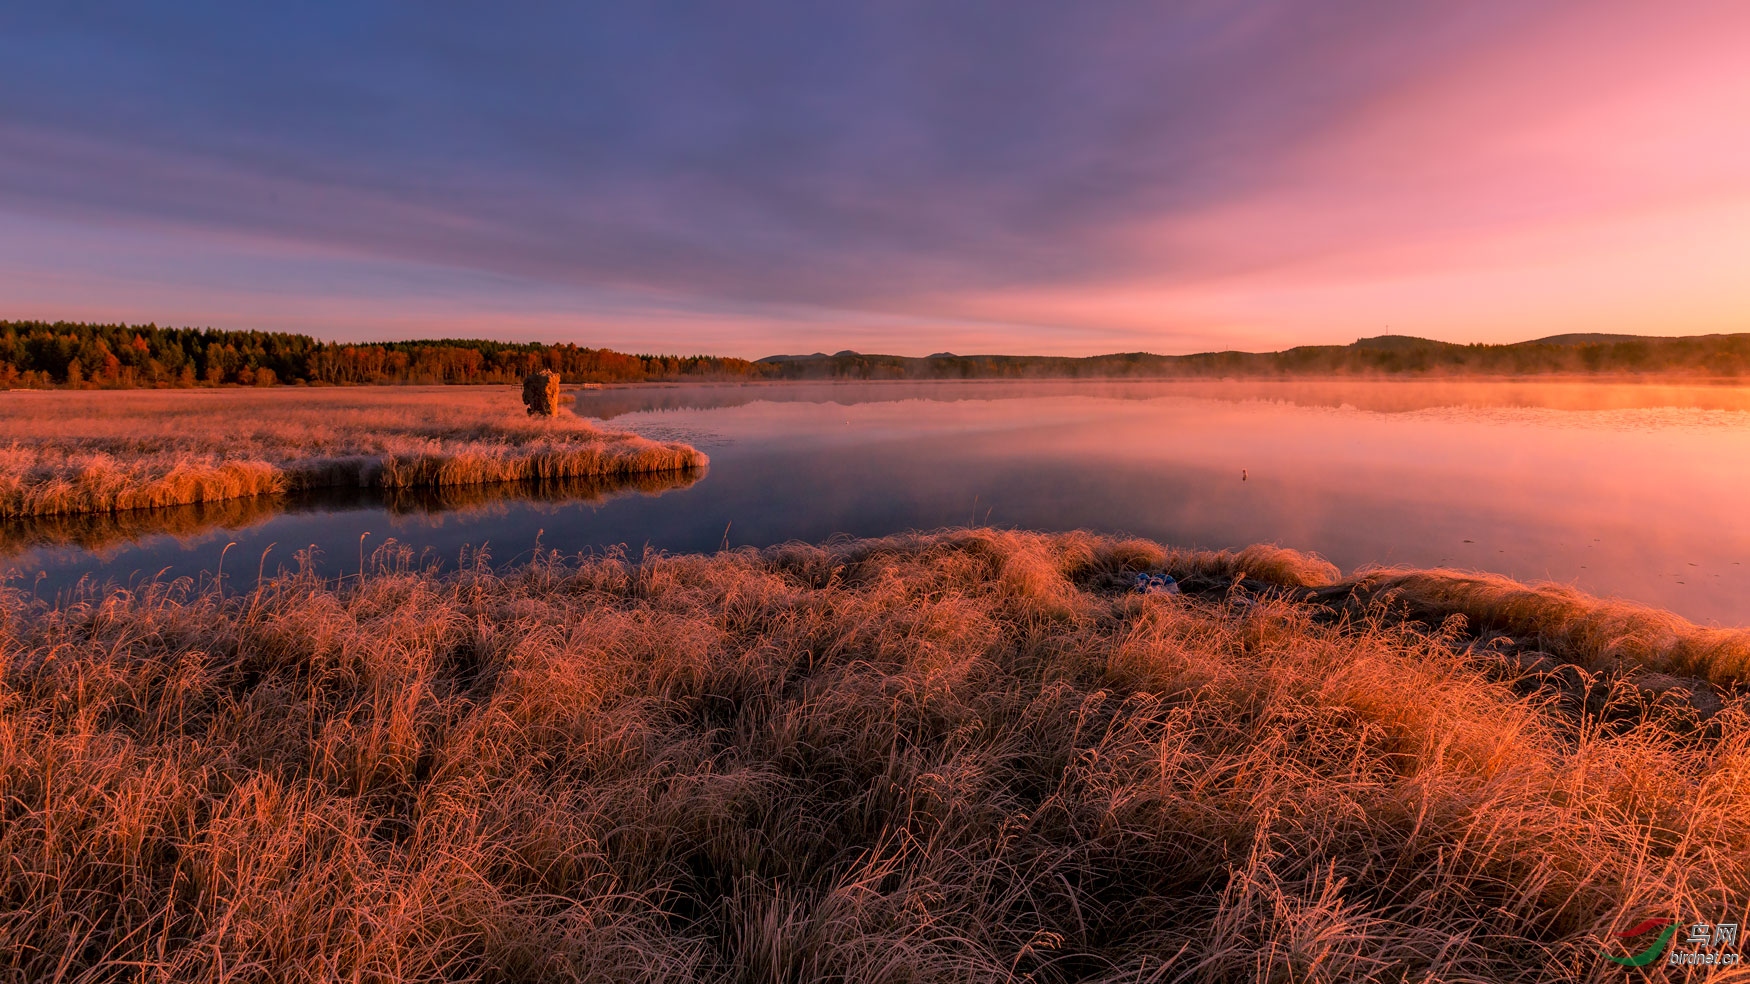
<box><xmin>8</xmin><ymin>379</ymin><xmax>1749</xmax><ymax>626</ymax></box>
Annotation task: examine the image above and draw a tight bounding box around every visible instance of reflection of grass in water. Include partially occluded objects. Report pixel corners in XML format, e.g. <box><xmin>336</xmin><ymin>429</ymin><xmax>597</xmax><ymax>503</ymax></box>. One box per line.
<box><xmin>380</xmin><ymin>465</ymin><xmax>704</xmax><ymax>516</ymax></box>
<box><xmin>0</xmin><ymin>494</ymin><xmax>290</xmax><ymax>559</ymax></box>
<box><xmin>0</xmin><ymin>467</ymin><xmax>705</xmax><ymax>558</ymax></box>
<box><xmin>1</xmin><ymin>528</ymin><xmax>1743</xmax><ymax>981</ymax></box>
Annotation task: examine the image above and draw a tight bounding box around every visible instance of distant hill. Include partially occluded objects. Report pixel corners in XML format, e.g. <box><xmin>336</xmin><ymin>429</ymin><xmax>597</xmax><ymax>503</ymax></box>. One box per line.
<box><xmin>1529</xmin><ymin>333</ymin><xmax>1657</xmax><ymax>346</ymax></box>
<box><xmin>1350</xmin><ymin>335</ymin><xmax>1437</xmax><ymax>351</ymax></box>
<box><xmin>757</xmin><ymin>333</ymin><xmax>1750</xmax><ymax>380</ymax></box>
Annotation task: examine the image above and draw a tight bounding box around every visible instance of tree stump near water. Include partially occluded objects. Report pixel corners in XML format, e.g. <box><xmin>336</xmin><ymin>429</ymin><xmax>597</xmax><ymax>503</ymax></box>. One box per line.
<box><xmin>522</xmin><ymin>370</ymin><xmax>561</xmax><ymax>416</ymax></box>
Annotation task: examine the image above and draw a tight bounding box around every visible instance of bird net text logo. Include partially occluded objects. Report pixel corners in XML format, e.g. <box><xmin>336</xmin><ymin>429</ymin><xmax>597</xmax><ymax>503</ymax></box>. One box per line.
<box><xmin>1607</xmin><ymin>918</ymin><xmax>1740</xmax><ymax>969</ymax></box>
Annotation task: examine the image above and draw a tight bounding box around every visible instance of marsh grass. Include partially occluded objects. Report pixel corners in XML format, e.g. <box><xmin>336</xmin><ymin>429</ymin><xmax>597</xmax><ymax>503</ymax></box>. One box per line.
<box><xmin>0</xmin><ymin>387</ymin><xmax>705</xmax><ymax>518</ymax></box>
<box><xmin>2</xmin><ymin>528</ymin><xmax>1744</xmax><ymax>982</ymax></box>
<box><xmin>1313</xmin><ymin>568</ymin><xmax>1750</xmax><ymax>690</ymax></box>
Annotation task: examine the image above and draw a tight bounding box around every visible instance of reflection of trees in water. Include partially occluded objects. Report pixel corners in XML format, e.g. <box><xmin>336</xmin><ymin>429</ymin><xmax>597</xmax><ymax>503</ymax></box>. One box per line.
<box><xmin>0</xmin><ymin>467</ymin><xmax>705</xmax><ymax>558</ymax></box>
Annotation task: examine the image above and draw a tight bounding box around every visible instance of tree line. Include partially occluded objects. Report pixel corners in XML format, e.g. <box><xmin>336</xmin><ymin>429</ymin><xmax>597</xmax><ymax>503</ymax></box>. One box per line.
<box><xmin>4</xmin><ymin>321</ymin><xmax>1746</xmax><ymax>389</ymax></box>
<box><xmin>0</xmin><ymin>321</ymin><xmax>770</xmax><ymax>388</ymax></box>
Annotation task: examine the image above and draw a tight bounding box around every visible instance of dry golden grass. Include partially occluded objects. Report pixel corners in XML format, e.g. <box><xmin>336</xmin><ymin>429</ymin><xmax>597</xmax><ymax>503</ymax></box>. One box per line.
<box><xmin>0</xmin><ymin>387</ymin><xmax>705</xmax><ymax>518</ymax></box>
<box><xmin>1314</xmin><ymin>568</ymin><xmax>1750</xmax><ymax>690</ymax></box>
<box><xmin>2</xmin><ymin>528</ymin><xmax>1744</xmax><ymax>982</ymax></box>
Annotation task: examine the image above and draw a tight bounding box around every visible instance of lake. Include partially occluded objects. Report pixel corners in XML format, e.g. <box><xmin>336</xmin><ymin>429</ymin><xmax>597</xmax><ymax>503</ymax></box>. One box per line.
<box><xmin>7</xmin><ymin>378</ymin><xmax>1749</xmax><ymax>625</ymax></box>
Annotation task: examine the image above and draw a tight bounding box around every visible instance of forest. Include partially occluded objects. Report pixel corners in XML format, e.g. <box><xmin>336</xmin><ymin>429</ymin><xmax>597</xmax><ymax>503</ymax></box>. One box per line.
<box><xmin>0</xmin><ymin>321</ymin><xmax>768</xmax><ymax>387</ymax></box>
<box><xmin>4</xmin><ymin>320</ymin><xmax>1748</xmax><ymax>388</ymax></box>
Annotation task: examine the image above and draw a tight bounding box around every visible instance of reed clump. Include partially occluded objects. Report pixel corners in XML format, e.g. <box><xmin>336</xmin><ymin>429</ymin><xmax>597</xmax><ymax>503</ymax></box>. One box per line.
<box><xmin>1</xmin><ymin>528</ymin><xmax>1744</xmax><ymax>982</ymax></box>
<box><xmin>0</xmin><ymin>387</ymin><xmax>705</xmax><ymax>518</ymax></box>
<box><xmin>1297</xmin><ymin>567</ymin><xmax>1750</xmax><ymax>690</ymax></box>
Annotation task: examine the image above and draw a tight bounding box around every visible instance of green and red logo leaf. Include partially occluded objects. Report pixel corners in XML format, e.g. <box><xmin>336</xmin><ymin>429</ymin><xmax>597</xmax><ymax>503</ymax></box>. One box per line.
<box><xmin>1609</xmin><ymin>918</ymin><xmax>1678</xmax><ymax>968</ymax></box>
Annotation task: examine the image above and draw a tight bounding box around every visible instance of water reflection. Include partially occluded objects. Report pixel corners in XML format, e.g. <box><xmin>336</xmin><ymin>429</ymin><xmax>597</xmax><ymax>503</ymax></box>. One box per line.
<box><xmin>376</xmin><ymin>468</ymin><xmax>706</xmax><ymax>515</ymax></box>
<box><xmin>2</xmin><ymin>468</ymin><xmax>703</xmax><ymax>566</ymax></box>
<box><xmin>1</xmin><ymin>494</ymin><xmax>291</xmax><ymax>559</ymax></box>
<box><xmin>577</xmin><ymin>378</ymin><xmax>1750</xmax><ymax>418</ymax></box>
<box><xmin>575</xmin><ymin>381</ymin><xmax>1750</xmax><ymax>626</ymax></box>
<box><xmin>8</xmin><ymin>380</ymin><xmax>1749</xmax><ymax>626</ymax></box>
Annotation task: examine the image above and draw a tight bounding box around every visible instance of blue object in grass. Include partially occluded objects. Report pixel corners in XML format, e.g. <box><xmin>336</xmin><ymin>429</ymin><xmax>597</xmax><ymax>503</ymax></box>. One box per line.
<box><xmin>1133</xmin><ymin>572</ymin><xmax>1182</xmax><ymax>596</ymax></box>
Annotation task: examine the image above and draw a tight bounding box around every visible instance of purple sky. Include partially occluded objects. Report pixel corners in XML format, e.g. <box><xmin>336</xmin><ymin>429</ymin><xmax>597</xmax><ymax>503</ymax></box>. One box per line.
<box><xmin>2</xmin><ymin>2</ymin><xmax>1747</xmax><ymax>357</ymax></box>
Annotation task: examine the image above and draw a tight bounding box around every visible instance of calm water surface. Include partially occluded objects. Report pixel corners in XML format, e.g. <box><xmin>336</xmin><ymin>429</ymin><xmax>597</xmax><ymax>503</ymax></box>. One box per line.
<box><xmin>8</xmin><ymin>379</ymin><xmax>1749</xmax><ymax>625</ymax></box>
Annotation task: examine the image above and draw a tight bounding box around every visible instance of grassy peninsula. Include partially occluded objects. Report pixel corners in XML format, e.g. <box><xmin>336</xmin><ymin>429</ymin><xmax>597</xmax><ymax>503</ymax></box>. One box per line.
<box><xmin>0</xmin><ymin>388</ymin><xmax>705</xmax><ymax>519</ymax></box>
<box><xmin>2</xmin><ymin>529</ymin><xmax>1743</xmax><ymax>981</ymax></box>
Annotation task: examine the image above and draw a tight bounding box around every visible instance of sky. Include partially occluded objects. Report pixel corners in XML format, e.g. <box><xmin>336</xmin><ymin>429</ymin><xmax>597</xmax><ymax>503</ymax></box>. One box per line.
<box><xmin>1</xmin><ymin>2</ymin><xmax>1747</xmax><ymax>358</ymax></box>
